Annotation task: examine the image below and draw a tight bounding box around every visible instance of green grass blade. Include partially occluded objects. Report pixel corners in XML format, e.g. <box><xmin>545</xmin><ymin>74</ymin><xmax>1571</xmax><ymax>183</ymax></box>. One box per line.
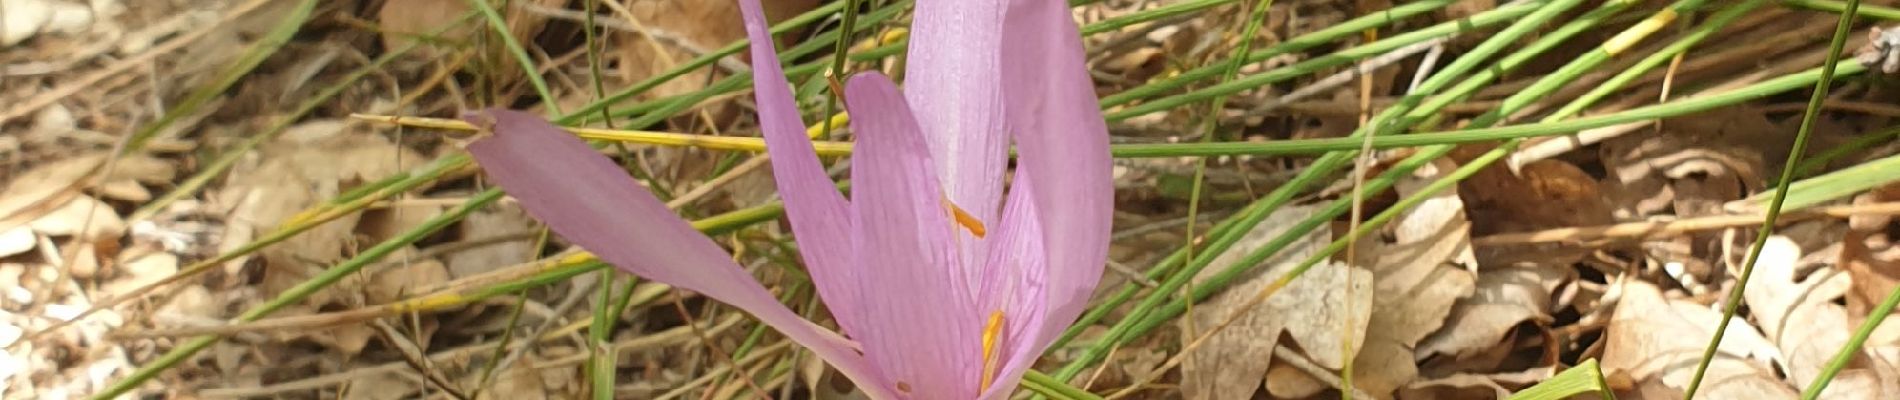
<box><xmin>1508</xmin><ymin>359</ymin><xmax>1615</xmax><ymax>400</ymax></box>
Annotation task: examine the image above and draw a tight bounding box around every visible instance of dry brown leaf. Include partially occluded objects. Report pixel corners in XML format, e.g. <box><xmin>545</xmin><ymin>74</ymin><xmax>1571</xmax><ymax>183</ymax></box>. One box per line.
<box><xmin>1750</xmin><ymin>236</ymin><xmax>1900</xmax><ymax>398</ymax></box>
<box><xmin>1456</xmin><ymin>144</ymin><xmax>1611</xmax><ymax>236</ymax></box>
<box><xmin>610</xmin><ymin>0</ymin><xmax>819</xmax><ymax>105</ymax></box>
<box><xmin>1599</xmin><ymin>109</ymin><xmax>1783</xmax><ymax>220</ymax></box>
<box><xmin>1601</xmin><ymin>280</ymin><xmax>1793</xmax><ymax>399</ymax></box>
<box><xmin>28</xmin><ymin>194</ymin><xmax>123</xmax><ymax>241</ymax></box>
<box><xmin>217</xmin><ymin>123</ymin><xmax>427</xmax><ymax>291</ymax></box>
<box><xmin>378</xmin><ymin>0</ymin><xmax>563</xmax><ymax>78</ymax></box>
<box><xmin>1183</xmin><ymin>204</ymin><xmax>1372</xmax><ymax>400</ymax></box>
<box><xmin>441</xmin><ymin>203</ymin><xmax>539</xmax><ymax>279</ymax></box>
<box><xmin>213</xmin><ymin>124</ymin><xmax>429</xmax><ymax>355</ymax></box>
<box><xmin>341</xmin><ymin>367</ymin><xmax>418</xmax><ymax>400</ymax></box>
<box><xmin>365</xmin><ymin>257</ymin><xmax>449</xmax><ymax>305</ymax></box>
<box><xmin>1265</xmin><ymin>159</ymin><xmax>1477</xmax><ymax>398</ymax></box>
<box><xmin>0</xmin><ymin>226</ymin><xmax>35</xmax><ymax>258</ymax></box>
<box><xmin>1843</xmin><ymin>187</ymin><xmax>1900</xmax><ymax>316</ymax></box>
<box><xmin>0</xmin><ymin>153</ymin><xmax>104</xmax><ymax>230</ymax></box>
<box><xmin>1344</xmin><ymin>159</ymin><xmax>1478</xmax><ymax>398</ymax></box>
<box><xmin>1397</xmin><ymin>366</ymin><xmax>1554</xmax><ymax>400</ymax></box>
<box><xmin>1417</xmin><ymin>265</ymin><xmax>1565</xmax><ymax>361</ymax></box>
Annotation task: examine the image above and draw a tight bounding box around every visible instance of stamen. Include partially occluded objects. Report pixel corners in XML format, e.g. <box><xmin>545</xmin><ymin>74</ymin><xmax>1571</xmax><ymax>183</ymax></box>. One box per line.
<box><xmin>978</xmin><ymin>310</ymin><xmax>1005</xmax><ymax>392</ymax></box>
<box><xmin>942</xmin><ymin>197</ymin><xmax>988</xmax><ymax>238</ymax></box>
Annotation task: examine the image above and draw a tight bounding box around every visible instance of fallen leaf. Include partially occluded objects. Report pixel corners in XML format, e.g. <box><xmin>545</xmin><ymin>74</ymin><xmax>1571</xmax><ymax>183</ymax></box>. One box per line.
<box><xmin>1842</xmin><ymin>186</ymin><xmax>1900</xmax><ymax>316</ymax></box>
<box><xmin>1601</xmin><ymin>280</ymin><xmax>1793</xmax><ymax>399</ymax></box>
<box><xmin>365</xmin><ymin>257</ymin><xmax>448</xmax><ymax>305</ymax></box>
<box><xmin>1755</xmin><ymin>226</ymin><xmax>1900</xmax><ymax>398</ymax></box>
<box><xmin>1457</xmin><ymin>143</ymin><xmax>1612</xmax><ymax>236</ymax></box>
<box><xmin>1417</xmin><ymin>265</ymin><xmax>1566</xmax><ymax>360</ymax></box>
<box><xmin>1345</xmin><ymin>159</ymin><xmax>1479</xmax><ymax>398</ymax></box>
<box><xmin>441</xmin><ymin>203</ymin><xmax>539</xmax><ymax>279</ymax></box>
<box><xmin>1183</xmin><ymin>204</ymin><xmax>1373</xmax><ymax>400</ymax></box>
<box><xmin>0</xmin><ymin>226</ymin><xmax>34</xmax><ymax>258</ymax></box>
<box><xmin>1598</xmin><ymin>109</ymin><xmax>1784</xmax><ymax>220</ymax></box>
<box><xmin>28</xmin><ymin>194</ymin><xmax>123</xmax><ymax>242</ymax></box>
<box><xmin>1398</xmin><ymin>366</ymin><xmax>1554</xmax><ymax>400</ymax></box>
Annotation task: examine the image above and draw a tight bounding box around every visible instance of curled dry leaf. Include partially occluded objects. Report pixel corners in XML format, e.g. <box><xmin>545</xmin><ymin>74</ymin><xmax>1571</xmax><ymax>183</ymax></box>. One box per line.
<box><xmin>1843</xmin><ymin>185</ymin><xmax>1900</xmax><ymax>317</ymax></box>
<box><xmin>1457</xmin><ymin>144</ymin><xmax>1612</xmax><ymax>236</ymax></box>
<box><xmin>1749</xmin><ymin>236</ymin><xmax>1900</xmax><ymax>398</ymax></box>
<box><xmin>1182</xmin><ymin>204</ymin><xmax>1372</xmax><ymax>400</ymax></box>
<box><xmin>1416</xmin><ymin>264</ymin><xmax>1566</xmax><ymax>362</ymax></box>
<box><xmin>1601</xmin><ymin>280</ymin><xmax>1792</xmax><ymax>399</ymax></box>
<box><xmin>377</xmin><ymin>0</ymin><xmax>564</xmax><ymax>78</ymax></box>
<box><xmin>0</xmin><ymin>226</ymin><xmax>34</xmax><ymax>258</ymax></box>
<box><xmin>1397</xmin><ymin>365</ymin><xmax>1555</xmax><ymax>400</ymax></box>
<box><xmin>1265</xmin><ymin>159</ymin><xmax>1478</xmax><ymax>399</ymax></box>
<box><xmin>1337</xmin><ymin>159</ymin><xmax>1478</xmax><ymax>398</ymax></box>
<box><xmin>212</xmin><ymin>122</ymin><xmax>429</xmax><ymax>355</ymax></box>
<box><xmin>1598</xmin><ymin>110</ymin><xmax>1785</xmax><ymax>220</ymax></box>
<box><xmin>0</xmin><ymin>152</ymin><xmax>165</xmax><ymax>235</ymax></box>
<box><xmin>440</xmin><ymin>203</ymin><xmax>539</xmax><ymax>279</ymax></box>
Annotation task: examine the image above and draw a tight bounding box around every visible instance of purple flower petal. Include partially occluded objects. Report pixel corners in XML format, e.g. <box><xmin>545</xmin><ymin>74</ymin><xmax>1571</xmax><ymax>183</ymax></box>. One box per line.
<box><xmin>843</xmin><ymin>73</ymin><xmax>982</xmax><ymax>398</ymax></box>
<box><xmin>998</xmin><ymin>0</ymin><xmax>1115</xmax><ymax>384</ymax></box>
<box><xmin>906</xmin><ymin>0</ymin><xmax>1011</xmax><ymax>285</ymax></box>
<box><xmin>737</xmin><ymin>0</ymin><xmax>868</xmax><ymax>345</ymax></box>
<box><xmin>974</xmin><ymin>181</ymin><xmax>1053</xmax><ymax>399</ymax></box>
<box><xmin>462</xmin><ymin>109</ymin><xmax>890</xmax><ymax>398</ymax></box>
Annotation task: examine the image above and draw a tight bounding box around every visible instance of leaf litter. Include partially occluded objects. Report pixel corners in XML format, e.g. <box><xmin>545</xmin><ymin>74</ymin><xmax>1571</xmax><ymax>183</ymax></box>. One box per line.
<box><xmin>10</xmin><ymin>0</ymin><xmax>1900</xmax><ymax>399</ymax></box>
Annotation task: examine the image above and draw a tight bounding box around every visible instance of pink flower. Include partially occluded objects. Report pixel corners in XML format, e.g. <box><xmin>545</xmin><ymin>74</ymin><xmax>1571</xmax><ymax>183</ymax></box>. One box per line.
<box><xmin>463</xmin><ymin>0</ymin><xmax>1110</xmax><ymax>398</ymax></box>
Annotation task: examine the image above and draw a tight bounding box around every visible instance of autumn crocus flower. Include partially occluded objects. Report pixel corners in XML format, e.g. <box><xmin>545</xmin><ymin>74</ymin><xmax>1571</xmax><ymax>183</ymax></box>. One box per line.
<box><xmin>462</xmin><ymin>0</ymin><xmax>1109</xmax><ymax>397</ymax></box>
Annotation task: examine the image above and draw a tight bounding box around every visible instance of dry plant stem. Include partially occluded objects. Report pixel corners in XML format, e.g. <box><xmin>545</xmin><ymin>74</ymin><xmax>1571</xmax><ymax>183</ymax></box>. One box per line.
<box><xmin>488</xmin><ymin>277</ymin><xmax>598</xmax><ymax>376</ymax></box>
<box><xmin>1474</xmin><ymin>201</ymin><xmax>1900</xmax><ymax>245</ymax></box>
<box><xmin>651</xmin><ymin>342</ymin><xmax>794</xmax><ymax>400</ymax></box>
<box><xmin>203</xmin><ymin>316</ymin><xmax>743</xmax><ymax>397</ymax></box>
<box><xmin>0</xmin><ymin>0</ymin><xmax>274</xmax><ymax>124</ymax></box>
<box><xmin>371</xmin><ymin>319</ymin><xmax>471</xmax><ymax>400</ymax></box>
<box><xmin>670</xmin><ymin>297</ymin><xmax>771</xmax><ymax>400</ymax></box>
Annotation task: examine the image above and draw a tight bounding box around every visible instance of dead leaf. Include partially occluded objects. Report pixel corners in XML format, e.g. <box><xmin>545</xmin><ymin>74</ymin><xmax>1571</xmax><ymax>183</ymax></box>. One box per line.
<box><xmin>1182</xmin><ymin>204</ymin><xmax>1373</xmax><ymax>400</ymax></box>
<box><xmin>441</xmin><ymin>203</ymin><xmax>538</xmax><ymax>279</ymax></box>
<box><xmin>1457</xmin><ymin>145</ymin><xmax>1612</xmax><ymax>236</ymax></box>
<box><xmin>1843</xmin><ymin>187</ymin><xmax>1900</xmax><ymax>316</ymax></box>
<box><xmin>1266</xmin><ymin>160</ymin><xmax>1478</xmax><ymax>398</ymax></box>
<box><xmin>1343</xmin><ymin>158</ymin><xmax>1478</xmax><ymax>398</ymax></box>
<box><xmin>28</xmin><ymin>194</ymin><xmax>123</xmax><ymax>241</ymax></box>
<box><xmin>1601</xmin><ymin>280</ymin><xmax>1794</xmax><ymax>399</ymax></box>
<box><xmin>378</xmin><ymin>0</ymin><xmax>563</xmax><ymax>79</ymax></box>
<box><xmin>1753</xmin><ymin>231</ymin><xmax>1900</xmax><ymax>398</ymax></box>
<box><xmin>0</xmin><ymin>226</ymin><xmax>34</xmax><ymax>258</ymax></box>
<box><xmin>365</xmin><ymin>257</ymin><xmax>448</xmax><ymax>305</ymax></box>
<box><xmin>1599</xmin><ymin>109</ymin><xmax>1784</xmax><ymax>220</ymax></box>
<box><xmin>1398</xmin><ymin>366</ymin><xmax>1555</xmax><ymax>400</ymax></box>
<box><xmin>1417</xmin><ymin>265</ymin><xmax>1566</xmax><ymax>360</ymax></box>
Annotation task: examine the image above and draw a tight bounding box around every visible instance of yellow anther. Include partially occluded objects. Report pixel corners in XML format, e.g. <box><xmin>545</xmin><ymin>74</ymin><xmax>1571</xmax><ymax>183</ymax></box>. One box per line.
<box><xmin>978</xmin><ymin>310</ymin><xmax>1005</xmax><ymax>392</ymax></box>
<box><xmin>942</xmin><ymin>198</ymin><xmax>987</xmax><ymax>238</ymax></box>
